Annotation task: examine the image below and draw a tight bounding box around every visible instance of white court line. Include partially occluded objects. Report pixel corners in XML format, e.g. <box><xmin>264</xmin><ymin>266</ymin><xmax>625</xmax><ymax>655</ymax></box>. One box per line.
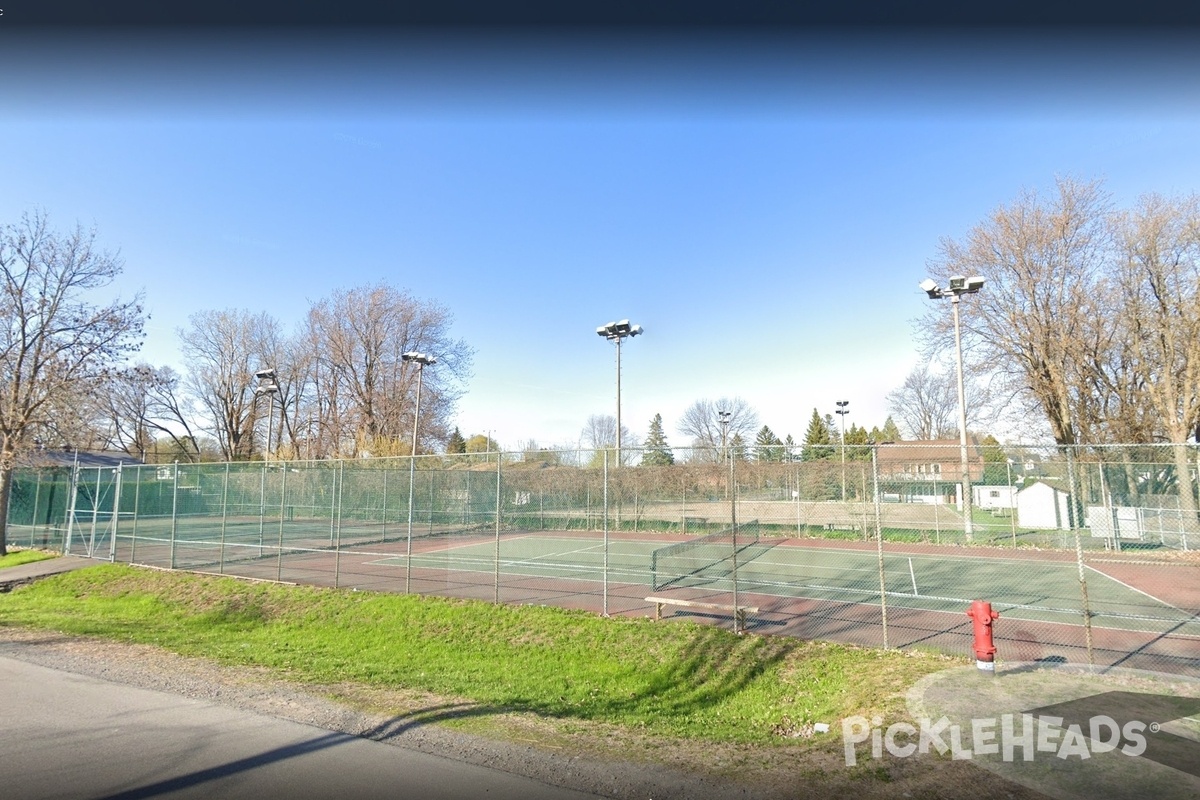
<box><xmin>1084</xmin><ymin>563</ymin><xmax>1192</xmax><ymax>615</ymax></box>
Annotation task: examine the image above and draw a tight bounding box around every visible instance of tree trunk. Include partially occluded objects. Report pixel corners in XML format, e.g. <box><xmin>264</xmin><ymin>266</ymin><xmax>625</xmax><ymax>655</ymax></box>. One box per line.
<box><xmin>0</xmin><ymin>456</ymin><xmax>13</xmax><ymax>556</ymax></box>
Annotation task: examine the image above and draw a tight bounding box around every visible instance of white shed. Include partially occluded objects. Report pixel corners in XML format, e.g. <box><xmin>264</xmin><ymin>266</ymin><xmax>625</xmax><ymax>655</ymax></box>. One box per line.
<box><xmin>1016</xmin><ymin>480</ymin><xmax>1073</xmax><ymax>530</ymax></box>
<box><xmin>974</xmin><ymin>484</ymin><xmax>1017</xmax><ymax>511</ymax></box>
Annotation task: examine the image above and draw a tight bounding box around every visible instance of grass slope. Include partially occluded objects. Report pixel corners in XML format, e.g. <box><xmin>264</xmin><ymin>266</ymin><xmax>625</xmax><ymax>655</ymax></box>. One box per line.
<box><xmin>0</xmin><ymin>549</ymin><xmax>58</xmax><ymax>569</ymax></box>
<box><xmin>0</xmin><ymin>564</ymin><xmax>961</xmax><ymax>744</ymax></box>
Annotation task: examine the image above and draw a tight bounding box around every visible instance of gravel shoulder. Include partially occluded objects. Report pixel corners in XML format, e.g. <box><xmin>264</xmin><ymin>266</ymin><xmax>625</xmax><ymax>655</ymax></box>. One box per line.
<box><xmin>0</xmin><ymin>626</ymin><xmax>1052</xmax><ymax>800</ymax></box>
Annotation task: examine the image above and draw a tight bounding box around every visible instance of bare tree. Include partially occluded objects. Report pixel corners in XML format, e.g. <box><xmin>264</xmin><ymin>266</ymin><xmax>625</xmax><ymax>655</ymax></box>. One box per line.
<box><xmin>0</xmin><ymin>212</ymin><xmax>145</xmax><ymax>554</ymax></box>
<box><xmin>1113</xmin><ymin>192</ymin><xmax>1200</xmax><ymax>516</ymax></box>
<box><xmin>580</xmin><ymin>414</ymin><xmax>633</xmax><ymax>465</ymax></box>
<box><xmin>677</xmin><ymin>397</ymin><xmax>758</xmax><ymax>461</ymax></box>
<box><xmin>581</xmin><ymin>414</ymin><xmax>630</xmax><ymax>449</ymax></box>
<box><xmin>179</xmin><ymin>309</ymin><xmax>280</xmax><ymax>460</ymax></box>
<box><xmin>93</xmin><ymin>364</ymin><xmax>201</xmax><ymax>462</ymax></box>
<box><xmin>304</xmin><ymin>283</ymin><xmax>472</xmax><ymax>458</ymax></box>
<box><xmin>886</xmin><ymin>361</ymin><xmax>992</xmax><ymax>440</ymax></box>
<box><xmin>919</xmin><ymin>177</ymin><xmax>1112</xmax><ymax>447</ymax></box>
<box><xmin>886</xmin><ymin>363</ymin><xmax>958</xmax><ymax>440</ymax></box>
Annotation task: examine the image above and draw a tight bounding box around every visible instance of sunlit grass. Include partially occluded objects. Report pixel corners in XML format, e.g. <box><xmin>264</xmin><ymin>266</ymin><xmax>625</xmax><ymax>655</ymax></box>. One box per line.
<box><xmin>0</xmin><ymin>564</ymin><xmax>962</xmax><ymax>743</ymax></box>
<box><xmin>0</xmin><ymin>549</ymin><xmax>58</xmax><ymax>569</ymax></box>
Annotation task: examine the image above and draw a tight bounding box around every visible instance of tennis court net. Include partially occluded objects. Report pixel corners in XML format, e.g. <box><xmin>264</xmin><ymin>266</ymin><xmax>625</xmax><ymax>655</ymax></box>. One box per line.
<box><xmin>650</xmin><ymin>519</ymin><xmax>761</xmax><ymax>591</ymax></box>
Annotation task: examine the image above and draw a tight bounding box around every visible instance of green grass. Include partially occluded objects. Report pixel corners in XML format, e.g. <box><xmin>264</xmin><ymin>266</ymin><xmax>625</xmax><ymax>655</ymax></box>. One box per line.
<box><xmin>0</xmin><ymin>549</ymin><xmax>58</xmax><ymax>569</ymax></box>
<box><xmin>0</xmin><ymin>564</ymin><xmax>963</xmax><ymax>744</ymax></box>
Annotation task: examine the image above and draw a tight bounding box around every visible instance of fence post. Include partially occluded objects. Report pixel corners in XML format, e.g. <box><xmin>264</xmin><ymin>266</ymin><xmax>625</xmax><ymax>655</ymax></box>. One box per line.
<box><xmin>169</xmin><ymin>463</ymin><xmax>179</xmax><ymax>569</ymax></box>
<box><xmin>406</xmin><ymin>453</ymin><xmax>416</xmax><ymax>594</ymax></box>
<box><xmin>258</xmin><ymin>458</ymin><xmax>267</xmax><ymax>557</ymax></box>
<box><xmin>1007</xmin><ymin>459</ymin><xmax>1017</xmax><ymax>547</ymax></box>
<box><xmin>1070</xmin><ymin>448</ymin><xmax>1095</xmax><ymax>666</ymax></box>
<box><xmin>218</xmin><ymin>462</ymin><xmax>229</xmax><ymax>573</ymax></box>
<box><xmin>130</xmin><ymin>465</ymin><xmax>142</xmax><ymax>564</ymax></box>
<box><xmin>794</xmin><ymin>471</ymin><xmax>800</xmax><ymax>536</ymax></box>
<box><xmin>602</xmin><ymin>449</ymin><xmax>609</xmax><ymax>617</ymax></box>
<box><xmin>381</xmin><ymin>466</ymin><xmax>388</xmax><ymax>542</ymax></box>
<box><xmin>88</xmin><ymin>466</ymin><xmax>102</xmax><ymax>556</ymax></box>
<box><xmin>335</xmin><ymin>461</ymin><xmax>344</xmax><ymax>589</ymax></box>
<box><xmin>277</xmin><ymin>462</ymin><xmax>289</xmax><ymax>582</ymax></box>
<box><xmin>494</xmin><ymin>453</ymin><xmax>501</xmax><ymax>603</ymax></box>
<box><xmin>109</xmin><ymin>463</ymin><xmax>122</xmax><ymax>562</ymax></box>
<box><xmin>730</xmin><ymin>451</ymin><xmax>740</xmax><ymax>633</ymax></box>
<box><xmin>330</xmin><ymin>462</ymin><xmax>338</xmax><ymax>546</ymax></box>
<box><xmin>872</xmin><ymin>444</ymin><xmax>888</xmax><ymax>649</ymax></box>
<box><xmin>682</xmin><ymin>481</ymin><xmax>687</xmax><ymax>535</ymax></box>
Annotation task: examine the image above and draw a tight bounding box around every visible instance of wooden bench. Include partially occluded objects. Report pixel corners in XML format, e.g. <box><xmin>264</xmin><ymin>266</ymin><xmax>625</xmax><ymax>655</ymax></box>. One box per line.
<box><xmin>645</xmin><ymin>595</ymin><xmax>760</xmax><ymax>632</ymax></box>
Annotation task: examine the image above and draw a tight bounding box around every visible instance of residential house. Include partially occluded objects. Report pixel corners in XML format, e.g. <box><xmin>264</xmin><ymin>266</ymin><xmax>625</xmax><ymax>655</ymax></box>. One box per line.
<box><xmin>874</xmin><ymin>439</ymin><xmax>985</xmax><ymax>507</ymax></box>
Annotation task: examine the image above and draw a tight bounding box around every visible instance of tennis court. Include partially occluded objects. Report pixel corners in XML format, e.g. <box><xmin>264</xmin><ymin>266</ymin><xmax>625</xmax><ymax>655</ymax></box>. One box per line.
<box><xmin>21</xmin><ymin>451</ymin><xmax>1200</xmax><ymax>677</ymax></box>
<box><xmin>365</xmin><ymin>530</ymin><xmax>1198</xmax><ymax>636</ymax></box>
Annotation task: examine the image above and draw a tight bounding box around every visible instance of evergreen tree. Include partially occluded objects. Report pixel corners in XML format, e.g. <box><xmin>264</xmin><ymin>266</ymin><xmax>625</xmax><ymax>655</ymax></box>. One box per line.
<box><xmin>753</xmin><ymin>425</ymin><xmax>785</xmax><ymax>462</ymax></box>
<box><xmin>730</xmin><ymin>432</ymin><xmax>748</xmax><ymax>461</ymax></box>
<box><xmin>980</xmin><ymin>434</ymin><xmax>1009</xmax><ymax>485</ymax></box>
<box><xmin>880</xmin><ymin>415</ymin><xmax>902</xmax><ymax>442</ymax></box>
<box><xmin>783</xmin><ymin>433</ymin><xmax>797</xmax><ymax>463</ymax></box>
<box><xmin>642</xmin><ymin>413</ymin><xmax>675</xmax><ymax>466</ymax></box>
<box><xmin>801</xmin><ymin>408</ymin><xmax>834</xmax><ymax>461</ymax></box>
<box><xmin>446</xmin><ymin>427</ymin><xmax>467</xmax><ymax>454</ymax></box>
<box><xmin>844</xmin><ymin>423</ymin><xmax>871</xmax><ymax>461</ymax></box>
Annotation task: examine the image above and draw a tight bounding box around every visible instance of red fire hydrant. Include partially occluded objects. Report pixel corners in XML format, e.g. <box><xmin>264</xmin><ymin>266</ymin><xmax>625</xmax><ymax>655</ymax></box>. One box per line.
<box><xmin>966</xmin><ymin>600</ymin><xmax>1000</xmax><ymax>676</ymax></box>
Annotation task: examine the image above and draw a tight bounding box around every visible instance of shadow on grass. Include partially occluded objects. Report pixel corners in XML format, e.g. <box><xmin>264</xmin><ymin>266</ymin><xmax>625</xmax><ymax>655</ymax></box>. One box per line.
<box><xmin>352</xmin><ymin>626</ymin><xmax>798</xmax><ymax>734</ymax></box>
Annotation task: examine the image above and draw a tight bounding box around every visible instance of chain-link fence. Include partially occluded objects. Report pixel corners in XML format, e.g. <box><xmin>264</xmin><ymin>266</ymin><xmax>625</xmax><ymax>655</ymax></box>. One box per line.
<box><xmin>7</xmin><ymin>443</ymin><xmax>1199</xmax><ymax>676</ymax></box>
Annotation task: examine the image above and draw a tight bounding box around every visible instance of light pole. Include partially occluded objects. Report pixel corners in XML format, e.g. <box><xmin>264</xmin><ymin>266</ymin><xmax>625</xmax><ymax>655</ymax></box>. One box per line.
<box><xmin>401</xmin><ymin>352</ymin><xmax>436</xmax><ymax>458</ymax></box>
<box><xmin>835</xmin><ymin>400</ymin><xmax>849</xmax><ymax>502</ymax></box>
<box><xmin>253</xmin><ymin>369</ymin><xmax>279</xmax><ymax>555</ymax></box>
<box><xmin>254</xmin><ymin>369</ymin><xmax>280</xmax><ymax>459</ymax></box>
<box><xmin>718</xmin><ymin>409</ymin><xmax>732</xmax><ymax>499</ymax></box>
<box><xmin>596</xmin><ymin>320</ymin><xmax>643</xmax><ymax>466</ymax></box>
<box><xmin>401</xmin><ymin>351</ymin><xmax>435</xmax><ymax>593</ymax></box>
<box><xmin>717</xmin><ymin>409</ymin><xmax>732</xmax><ymax>459</ymax></box>
<box><xmin>920</xmin><ymin>275</ymin><xmax>984</xmax><ymax>540</ymax></box>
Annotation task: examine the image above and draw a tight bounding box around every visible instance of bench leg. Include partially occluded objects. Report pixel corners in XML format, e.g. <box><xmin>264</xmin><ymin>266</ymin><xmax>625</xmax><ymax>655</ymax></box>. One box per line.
<box><xmin>655</xmin><ymin>602</ymin><xmax>663</xmax><ymax>621</ymax></box>
<box><xmin>735</xmin><ymin>608</ymin><xmax>746</xmax><ymax>633</ymax></box>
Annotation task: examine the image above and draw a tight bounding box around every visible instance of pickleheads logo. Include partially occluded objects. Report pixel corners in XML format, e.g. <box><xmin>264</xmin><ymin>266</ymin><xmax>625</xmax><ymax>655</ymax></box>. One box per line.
<box><xmin>843</xmin><ymin>691</ymin><xmax>1200</xmax><ymax>777</ymax></box>
<box><xmin>842</xmin><ymin>712</ymin><xmax>1147</xmax><ymax>766</ymax></box>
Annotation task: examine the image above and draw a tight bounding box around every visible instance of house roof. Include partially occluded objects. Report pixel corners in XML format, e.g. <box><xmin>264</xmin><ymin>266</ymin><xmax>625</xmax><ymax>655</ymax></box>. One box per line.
<box><xmin>19</xmin><ymin>449</ymin><xmax>145</xmax><ymax>469</ymax></box>
<box><xmin>874</xmin><ymin>438</ymin><xmax>985</xmax><ymax>480</ymax></box>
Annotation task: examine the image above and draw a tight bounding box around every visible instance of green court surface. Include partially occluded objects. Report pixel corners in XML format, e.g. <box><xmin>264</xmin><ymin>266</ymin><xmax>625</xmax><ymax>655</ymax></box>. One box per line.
<box><xmin>374</xmin><ymin>534</ymin><xmax>1200</xmax><ymax>637</ymax></box>
<box><xmin>372</xmin><ymin>534</ymin><xmax>661</xmax><ymax>585</ymax></box>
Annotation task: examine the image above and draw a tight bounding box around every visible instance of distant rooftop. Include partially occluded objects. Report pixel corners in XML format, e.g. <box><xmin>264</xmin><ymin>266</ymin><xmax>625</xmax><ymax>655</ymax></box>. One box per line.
<box><xmin>20</xmin><ymin>449</ymin><xmax>145</xmax><ymax>469</ymax></box>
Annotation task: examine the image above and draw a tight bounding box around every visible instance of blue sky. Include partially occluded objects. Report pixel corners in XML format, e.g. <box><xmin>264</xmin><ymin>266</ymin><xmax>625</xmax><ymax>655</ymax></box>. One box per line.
<box><xmin>3</xmin><ymin>29</ymin><xmax>1200</xmax><ymax>450</ymax></box>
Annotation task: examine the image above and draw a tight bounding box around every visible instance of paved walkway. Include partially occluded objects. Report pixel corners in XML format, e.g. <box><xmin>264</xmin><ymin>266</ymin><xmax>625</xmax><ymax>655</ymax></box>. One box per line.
<box><xmin>0</xmin><ymin>656</ymin><xmax>608</xmax><ymax>800</ymax></box>
<box><xmin>0</xmin><ymin>553</ymin><xmax>96</xmax><ymax>591</ymax></box>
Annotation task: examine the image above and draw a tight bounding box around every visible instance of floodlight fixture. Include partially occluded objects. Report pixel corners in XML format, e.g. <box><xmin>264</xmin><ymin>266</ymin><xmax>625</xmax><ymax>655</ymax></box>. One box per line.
<box><xmin>401</xmin><ymin>351</ymin><xmax>436</xmax><ymax>366</ymax></box>
<box><xmin>254</xmin><ymin>368</ymin><xmax>276</xmax><ymax>381</ymax></box>
<box><xmin>596</xmin><ymin>318</ymin><xmax>644</xmax><ymax>465</ymax></box>
<box><xmin>597</xmin><ymin>320</ymin><xmax>643</xmax><ymax>341</ymax></box>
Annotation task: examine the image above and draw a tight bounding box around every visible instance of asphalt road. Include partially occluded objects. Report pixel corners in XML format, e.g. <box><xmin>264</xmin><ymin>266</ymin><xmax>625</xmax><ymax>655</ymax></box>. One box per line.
<box><xmin>0</xmin><ymin>656</ymin><xmax>609</xmax><ymax>800</ymax></box>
